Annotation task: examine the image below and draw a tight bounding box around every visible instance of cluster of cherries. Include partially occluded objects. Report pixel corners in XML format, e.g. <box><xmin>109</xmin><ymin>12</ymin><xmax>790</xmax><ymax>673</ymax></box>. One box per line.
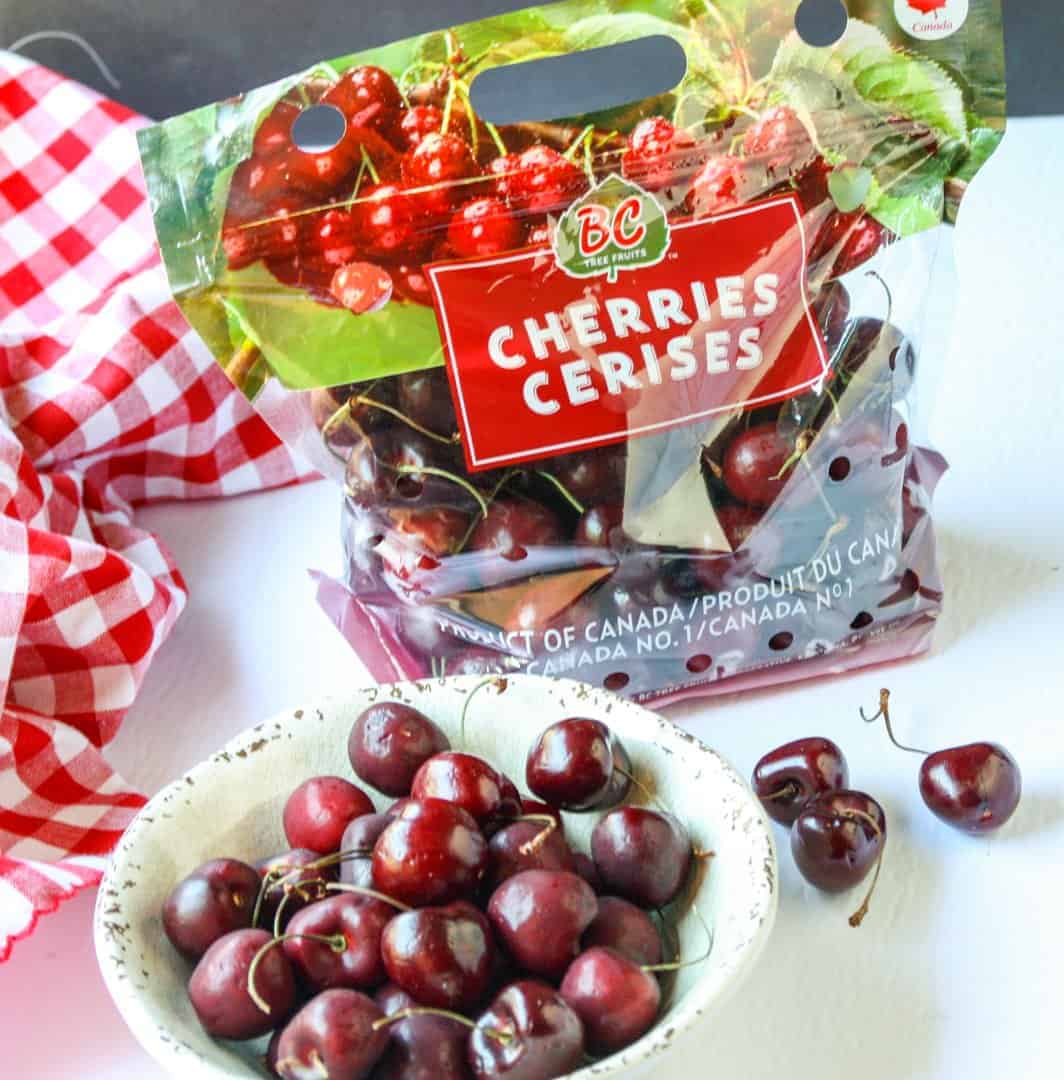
<box><xmin>221</xmin><ymin>58</ymin><xmax>892</xmax><ymax>314</ymax></box>
<box><xmin>752</xmin><ymin>690</ymin><xmax>1022</xmax><ymax>925</ymax></box>
<box><xmin>163</xmin><ymin>694</ymin><xmax>700</xmax><ymax>1078</ymax></box>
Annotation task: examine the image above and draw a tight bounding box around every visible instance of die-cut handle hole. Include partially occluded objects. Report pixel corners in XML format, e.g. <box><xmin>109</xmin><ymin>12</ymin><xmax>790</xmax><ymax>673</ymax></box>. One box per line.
<box><xmin>292</xmin><ymin>103</ymin><xmax>347</xmax><ymax>153</ymax></box>
<box><xmin>470</xmin><ymin>37</ymin><xmax>687</xmax><ymax>126</ymax></box>
<box><xmin>795</xmin><ymin>0</ymin><xmax>849</xmax><ymax>47</ymax></box>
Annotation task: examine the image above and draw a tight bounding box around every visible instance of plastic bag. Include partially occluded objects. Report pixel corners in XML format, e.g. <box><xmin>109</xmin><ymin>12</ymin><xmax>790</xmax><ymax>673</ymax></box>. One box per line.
<box><xmin>140</xmin><ymin>0</ymin><xmax>1006</xmax><ymax>704</ymax></box>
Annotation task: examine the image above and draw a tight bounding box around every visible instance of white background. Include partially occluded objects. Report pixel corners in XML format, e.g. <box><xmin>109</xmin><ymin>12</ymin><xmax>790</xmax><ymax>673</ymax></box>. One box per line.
<box><xmin>2</xmin><ymin>116</ymin><xmax>1062</xmax><ymax>1078</ymax></box>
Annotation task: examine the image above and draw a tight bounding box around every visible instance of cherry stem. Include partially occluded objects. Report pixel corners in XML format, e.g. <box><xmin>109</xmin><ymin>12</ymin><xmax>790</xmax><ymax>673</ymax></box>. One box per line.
<box><xmin>562</xmin><ymin>124</ymin><xmax>595</xmax><ymax>163</ymax></box>
<box><xmin>224</xmin><ymin>340</ymin><xmax>263</xmax><ymax>395</ymax></box>
<box><xmin>840</xmin><ymin>808</ymin><xmax>886</xmax><ymax>928</ymax></box>
<box><xmin>761</xmin><ymin>781</ymin><xmax>801</xmax><ymax>802</ymax></box>
<box><xmin>860</xmin><ymin>689</ymin><xmax>930</xmax><ymax>756</ymax></box>
<box><xmin>390</xmin><ymin>463</ymin><xmax>489</xmax><ymax>517</ymax></box>
<box><xmin>614</xmin><ymin>765</ymin><xmax>669</xmax><ymax>815</ymax></box>
<box><xmin>247</xmin><ymin>933</ymin><xmax>345</xmax><ymax>1014</ymax></box>
<box><xmin>360</xmin><ymin>144</ymin><xmax>380</xmax><ymax>185</ymax></box>
<box><xmin>512</xmin><ymin>814</ymin><xmax>559</xmax><ymax>856</ymax></box>
<box><xmin>459</xmin><ymin>675</ymin><xmax>508</xmax><ymax>746</ymax></box>
<box><xmin>534</xmin><ymin>470</ymin><xmax>586</xmax><ymax>514</ymax></box>
<box><xmin>772</xmin><ymin>430</ymin><xmax>813</xmax><ymax>482</ymax></box>
<box><xmin>642</xmin><ymin>901</ymin><xmax>715</xmax><ymax>973</ymax></box>
<box><xmin>372</xmin><ymin>1007</ymin><xmax>513</xmax><ymax>1046</ymax></box>
<box><xmin>353</xmin><ymin>394</ymin><xmax>461</xmax><ymax>446</ymax></box>
<box><xmin>324</xmin><ymin>882</ymin><xmax>412</xmax><ymax>911</ymax></box>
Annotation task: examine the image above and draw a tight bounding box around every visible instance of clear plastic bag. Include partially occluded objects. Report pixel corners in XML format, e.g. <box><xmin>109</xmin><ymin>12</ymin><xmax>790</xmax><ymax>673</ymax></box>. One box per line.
<box><xmin>140</xmin><ymin>0</ymin><xmax>1006</xmax><ymax>704</ymax></box>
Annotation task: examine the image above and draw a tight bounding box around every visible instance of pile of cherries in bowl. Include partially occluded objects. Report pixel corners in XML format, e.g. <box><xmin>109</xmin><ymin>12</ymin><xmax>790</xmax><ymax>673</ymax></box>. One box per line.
<box><xmin>162</xmin><ymin>693</ymin><xmax>702</xmax><ymax>1078</ymax></box>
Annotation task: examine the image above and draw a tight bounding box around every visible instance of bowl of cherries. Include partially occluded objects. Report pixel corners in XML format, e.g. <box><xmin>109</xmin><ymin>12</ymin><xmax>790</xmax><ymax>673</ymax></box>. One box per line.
<box><xmin>94</xmin><ymin>675</ymin><xmax>777</xmax><ymax>1079</ymax></box>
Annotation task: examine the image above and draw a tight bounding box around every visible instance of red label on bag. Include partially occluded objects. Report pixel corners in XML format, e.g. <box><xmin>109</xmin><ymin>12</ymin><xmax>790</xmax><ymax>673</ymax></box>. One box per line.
<box><xmin>427</xmin><ymin>190</ymin><xmax>829</xmax><ymax>472</ymax></box>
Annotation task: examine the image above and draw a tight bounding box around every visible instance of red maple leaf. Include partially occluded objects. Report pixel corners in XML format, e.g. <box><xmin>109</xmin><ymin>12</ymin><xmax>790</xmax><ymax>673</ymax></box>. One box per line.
<box><xmin>908</xmin><ymin>0</ymin><xmax>949</xmax><ymax>13</ymax></box>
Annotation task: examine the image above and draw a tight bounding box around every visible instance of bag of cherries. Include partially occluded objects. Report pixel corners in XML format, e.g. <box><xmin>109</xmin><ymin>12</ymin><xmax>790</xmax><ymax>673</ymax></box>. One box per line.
<box><xmin>141</xmin><ymin>0</ymin><xmax>1006</xmax><ymax>703</ymax></box>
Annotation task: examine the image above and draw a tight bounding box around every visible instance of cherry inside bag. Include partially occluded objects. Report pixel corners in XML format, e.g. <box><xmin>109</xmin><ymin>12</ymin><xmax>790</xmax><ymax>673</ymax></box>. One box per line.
<box><xmin>139</xmin><ymin>0</ymin><xmax>1006</xmax><ymax>704</ymax></box>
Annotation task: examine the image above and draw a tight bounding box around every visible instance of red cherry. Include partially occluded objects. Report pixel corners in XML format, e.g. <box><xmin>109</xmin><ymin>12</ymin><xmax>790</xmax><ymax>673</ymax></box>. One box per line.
<box><xmin>575</xmin><ymin>504</ymin><xmax>624</xmax><ymax>547</ymax></box>
<box><xmin>230</xmin><ymin>155</ymin><xmax>292</xmax><ymax>216</ymax></box>
<box><xmin>349</xmin><ymin>702</ymin><xmax>451</xmax><ymax>797</ymax></box>
<box><xmin>309</xmin><ymin>207</ymin><xmax>360</xmax><ymax>267</ymax></box>
<box><xmin>919</xmin><ymin>743</ymin><xmax>1021</xmax><ymax>834</ymax></box>
<box><xmin>402</xmin><ymin>133</ymin><xmax>480</xmax><ymax>213</ymax></box>
<box><xmin>255</xmin><ymin>849</ymin><xmax>335</xmax><ymax>928</ymax></box>
<box><xmin>399</xmin><ymin>104</ymin><xmax>445</xmax><ymax>149</ymax></box>
<box><xmin>189</xmin><ymin>929</ymin><xmax>297</xmax><ymax>1040</ymax></box>
<box><xmin>223</xmin><ymin>198</ymin><xmax>304</xmax><ymax>271</ymax></box>
<box><xmin>162</xmin><ymin>859</ymin><xmax>261</xmax><ymax>960</ymax></box>
<box><xmin>392</xmin><ymin>262</ymin><xmax>433</xmax><ymax>305</ymax></box>
<box><xmin>447</xmin><ymin>197</ymin><xmax>525</xmax><ymax>258</ymax></box>
<box><xmin>254</xmin><ymin>99</ymin><xmax>302</xmax><ymax>157</ymax></box>
<box><xmin>752</xmin><ymin>737</ymin><xmax>850</xmax><ymax>825</ymax></box>
<box><xmin>795</xmin><ymin>155</ymin><xmax>832</xmax><ymax>212</ymax></box>
<box><xmin>411</xmin><ymin>751</ymin><xmax>517</xmax><ymax>829</ymax></box>
<box><xmin>468</xmin><ymin>498</ymin><xmax>564</xmax><ymax>561</ymax></box>
<box><xmin>487</xmin><ymin>869</ymin><xmax>598</xmax><ymax>980</ymax></box>
<box><xmin>792</xmin><ymin>790</ymin><xmax>886</xmax><ymax>894</ymax></box>
<box><xmin>834</xmin><ymin>215</ymin><xmax>892</xmax><ymax>277</ymax></box>
<box><xmin>487</xmin><ymin>152</ymin><xmax>524</xmax><ymax>203</ymax></box>
<box><xmin>560</xmin><ymin>946</ymin><xmax>661</xmax><ymax>1055</ymax></box>
<box><xmin>622</xmin><ymin>116</ymin><xmax>698</xmax><ymax>191</ymax></box>
<box><xmin>582</xmin><ymin>896</ymin><xmax>663</xmax><ymax>967</ymax></box>
<box><xmin>331</xmin><ymin>262</ymin><xmax>394</xmax><ymax>313</ymax></box>
<box><xmin>591</xmin><ymin>807</ymin><xmax>692</xmax><ymax>909</ymax></box>
<box><xmin>742</xmin><ymin>105</ymin><xmax>814</xmax><ymax>177</ymax></box>
<box><xmin>374</xmin><ymin>982</ymin><xmax>470</xmax><ymax>1080</ymax></box>
<box><xmin>722</xmin><ymin>421</ymin><xmax>795</xmax><ymax>509</ymax></box>
<box><xmin>525</xmin><ymin>717</ymin><xmax>631</xmax><ymax>811</ymax></box>
<box><xmin>283</xmin><ymin>893</ymin><xmax>394</xmax><ymax>992</ymax></box>
<box><xmin>688</xmin><ymin>155</ymin><xmax>749</xmax><ymax>218</ymax></box>
<box><xmin>505</xmin><ymin>146</ymin><xmax>588</xmax><ymax>215</ymax></box>
<box><xmin>283</xmin><ymin>776</ymin><xmax>374</xmax><ymax>855</ymax></box>
<box><xmin>339</xmin><ymin>812</ymin><xmax>394</xmax><ymax>890</ymax></box>
<box><xmin>322</xmin><ymin>65</ymin><xmax>402</xmax><ymax>130</ymax></box>
<box><xmin>372</xmin><ymin>798</ymin><xmax>488</xmax><ymax>907</ymax></box>
<box><xmin>397</xmin><ymin>368</ymin><xmax>458</xmax><ymax>436</ymax></box>
<box><xmin>275</xmin><ymin>989</ymin><xmax>389</xmax><ymax>1079</ymax></box>
<box><xmin>354</xmin><ymin>184</ymin><xmax>436</xmax><ymax>261</ymax></box>
<box><xmin>486</xmin><ymin>819</ymin><xmax>575</xmax><ymax>889</ymax></box>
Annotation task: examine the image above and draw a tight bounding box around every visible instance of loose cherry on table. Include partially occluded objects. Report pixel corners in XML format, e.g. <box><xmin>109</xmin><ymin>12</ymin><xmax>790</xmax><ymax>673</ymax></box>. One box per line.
<box><xmin>349</xmin><ymin>701</ymin><xmax>451</xmax><ymax>797</ymax></box>
<box><xmin>282</xmin><ymin>892</ymin><xmax>395</xmax><ymax>992</ymax></box>
<box><xmin>467</xmin><ymin>979</ymin><xmax>586</xmax><ymax>1080</ymax></box>
<box><xmin>591</xmin><ymin>806</ymin><xmax>693</xmax><ymax>909</ymax></box>
<box><xmin>189</xmin><ymin>928</ymin><xmax>297</xmax><ymax>1041</ymax></box>
<box><xmin>752</xmin><ymin>737</ymin><xmax>850</xmax><ymax>826</ymax></box>
<box><xmin>372</xmin><ymin>797</ymin><xmax>489</xmax><ymax>907</ymax></box>
<box><xmin>282</xmin><ymin>776</ymin><xmax>375</xmax><ymax>855</ymax></box>
<box><xmin>487</xmin><ymin>869</ymin><xmax>598</xmax><ymax>980</ymax></box>
<box><xmin>374</xmin><ymin>982</ymin><xmax>471</xmax><ymax>1080</ymax></box>
<box><xmin>275</xmin><ymin>988</ymin><xmax>389</xmax><ymax>1080</ymax></box>
<box><xmin>791</xmin><ymin>789</ymin><xmax>887</xmax><ymax>927</ymax></box>
<box><xmin>559</xmin><ymin>945</ymin><xmax>661</xmax><ymax>1056</ymax></box>
<box><xmin>525</xmin><ymin>717</ymin><xmax>632</xmax><ymax>811</ymax></box>
<box><xmin>162</xmin><ymin>858</ymin><xmax>261</xmax><ymax>960</ymax></box>
<box><xmin>863</xmin><ymin>689</ymin><xmax>1022</xmax><ymax>834</ymax></box>
<box><xmin>381</xmin><ymin>900</ymin><xmax>495</xmax><ymax>1011</ymax></box>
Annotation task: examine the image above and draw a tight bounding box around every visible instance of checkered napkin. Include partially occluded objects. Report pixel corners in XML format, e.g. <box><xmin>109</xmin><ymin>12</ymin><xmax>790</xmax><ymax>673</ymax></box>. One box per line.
<box><xmin>0</xmin><ymin>53</ymin><xmax>314</xmax><ymax>961</ymax></box>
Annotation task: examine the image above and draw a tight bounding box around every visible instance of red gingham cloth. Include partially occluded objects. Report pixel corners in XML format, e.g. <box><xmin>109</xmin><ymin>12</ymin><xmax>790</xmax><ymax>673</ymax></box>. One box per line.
<box><xmin>0</xmin><ymin>52</ymin><xmax>315</xmax><ymax>960</ymax></box>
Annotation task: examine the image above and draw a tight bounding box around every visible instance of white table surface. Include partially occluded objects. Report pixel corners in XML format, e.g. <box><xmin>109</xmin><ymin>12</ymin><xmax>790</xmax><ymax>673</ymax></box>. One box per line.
<box><xmin>2</xmin><ymin>116</ymin><xmax>1063</xmax><ymax>1078</ymax></box>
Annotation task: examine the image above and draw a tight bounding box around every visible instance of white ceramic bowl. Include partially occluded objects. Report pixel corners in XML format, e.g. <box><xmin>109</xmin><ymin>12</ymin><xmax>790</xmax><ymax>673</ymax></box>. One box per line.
<box><xmin>95</xmin><ymin>675</ymin><xmax>776</xmax><ymax>1078</ymax></box>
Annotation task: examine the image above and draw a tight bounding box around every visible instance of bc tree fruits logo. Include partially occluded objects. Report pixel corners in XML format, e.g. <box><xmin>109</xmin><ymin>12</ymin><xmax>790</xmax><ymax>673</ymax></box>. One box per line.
<box><xmin>895</xmin><ymin>0</ymin><xmax>968</xmax><ymax>40</ymax></box>
<box><xmin>552</xmin><ymin>175</ymin><xmax>672</xmax><ymax>284</ymax></box>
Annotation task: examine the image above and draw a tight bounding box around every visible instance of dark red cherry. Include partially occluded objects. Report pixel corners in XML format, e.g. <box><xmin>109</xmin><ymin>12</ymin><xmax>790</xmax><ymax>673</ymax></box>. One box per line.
<box><xmin>575</xmin><ymin>504</ymin><xmax>624</xmax><ymax>547</ymax></box>
<box><xmin>622</xmin><ymin>116</ymin><xmax>698</xmax><ymax>191</ymax></box>
<box><xmin>322</xmin><ymin>65</ymin><xmax>402</xmax><ymax>126</ymax></box>
<box><xmin>753</xmin><ymin>737</ymin><xmax>850</xmax><ymax>826</ymax></box>
<box><xmin>189</xmin><ymin>929</ymin><xmax>297</xmax><ymax>1040</ymax></box>
<box><xmin>792</xmin><ymin>790</ymin><xmax>886</xmax><ymax>893</ymax></box>
<box><xmin>393</xmin><ymin>262</ymin><xmax>434</xmax><ymax>306</ymax></box>
<box><xmin>469</xmin><ymin>498</ymin><xmax>564</xmax><ymax>561</ymax></box>
<box><xmin>591</xmin><ymin>807</ymin><xmax>692</xmax><ymax>909</ymax></box>
<box><xmin>581</xmin><ymin>896</ymin><xmax>662</xmax><ymax>967</ymax></box>
<box><xmin>381</xmin><ymin>901</ymin><xmax>495</xmax><ymax>1010</ymax></box>
<box><xmin>487</xmin><ymin>869</ymin><xmax>597</xmax><ymax>980</ymax></box>
<box><xmin>722</xmin><ymin>421</ymin><xmax>795</xmax><ymax>508</ymax></box>
<box><xmin>354</xmin><ymin>184</ymin><xmax>436</xmax><ymax>261</ymax></box>
<box><xmin>163</xmin><ymin>858</ymin><xmax>260</xmax><ymax>960</ymax></box>
<box><xmin>572</xmin><ymin>852</ymin><xmax>602</xmax><ymax>894</ymax></box>
<box><xmin>548</xmin><ymin>447</ymin><xmax>625</xmax><ymax>505</ymax></box>
<box><xmin>372</xmin><ymin>798</ymin><xmax>488</xmax><ymax>907</ymax></box>
<box><xmin>284</xmin><ymin>893</ymin><xmax>394</xmax><ymax>992</ymax></box>
<box><xmin>468</xmin><ymin>980</ymin><xmax>585</xmax><ymax>1079</ymax></box>
<box><xmin>487</xmin><ymin>819</ymin><xmax>575</xmax><ymax>889</ymax></box>
<box><xmin>275</xmin><ymin>989</ymin><xmax>389</xmax><ymax>1079</ymax></box>
<box><xmin>519</xmin><ymin>798</ymin><xmax>564</xmax><ymax>832</ymax></box>
<box><xmin>349</xmin><ymin>702</ymin><xmax>451</xmax><ymax>797</ymax></box>
<box><xmin>795</xmin><ymin>154</ymin><xmax>832</xmax><ymax>212</ymax></box>
<box><xmin>411</xmin><ymin>752</ymin><xmax>516</xmax><ymax>830</ymax></box>
<box><xmin>559</xmin><ymin>946</ymin><xmax>660</xmax><ymax>1055</ymax></box>
<box><xmin>309</xmin><ymin>207</ymin><xmax>360</xmax><ymax>267</ymax></box>
<box><xmin>255</xmin><ymin>849</ymin><xmax>335</xmax><ymax>929</ymax></box>
<box><xmin>340</xmin><ymin>812</ymin><xmax>395</xmax><ymax>889</ymax></box>
<box><xmin>254</xmin><ymin>98</ymin><xmax>302</xmax><ymax>157</ymax></box>
<box><xmin>448</xmin><ymin>197</ymin><xmax>525</xmax><ymax>258</ymax></box>
<box><xmin>505</xmin><ymin>146</ymin><xmax>588</xmax><ymax>216</ymax></box>
<box><xmin>833</xmin><ymin>215</ymin><xmax>891</xmax><ymax>277</ymax></box>
<box><xmin>399</xmin><ymin>104</ymin><xmax>447</xmax><ymax>149</ymax></box>
<box><xmin>742</xmin><ymin>105</ymin><xmax>813</xmax><ymax>177</ymax></box>
<box><xmin>283</xmin><ymin>776</ymin><xmax>375</xmax><ymax>855</ymax></box>
<box><xmin>403</xmin><ymin>133</ymin><xmax>480</xmax><ymax>212</ymax></box>
<box><xmin>525</xmin><ymin>718</ymin><xmax>631</xmax><ymax>811</ymax></box>
<box><xmin>688</xmin><ymin>155</ymin><xmax>749</xmax><ymax>218</ymax></box>
<box><xmin>919</xmin><ymin>743</ymin><xmax>1021</xmax><ymax>834</ymax></box>
<box><xmin>397</xmin><ymin>368</ymin><xmax>458</xmax><ymax>437</ymax></box>
<box><xmin>374</xmin><ymin>982</ymin><xmax>470</xmax><ymax>1080</ymax></box>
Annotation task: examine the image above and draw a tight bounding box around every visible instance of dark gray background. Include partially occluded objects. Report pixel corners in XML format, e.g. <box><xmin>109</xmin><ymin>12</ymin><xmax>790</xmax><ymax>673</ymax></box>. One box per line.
<box><xmin>2</xmin><ymin>1</ymin><xmax>1060</xmax><ymax>119</ymax></box>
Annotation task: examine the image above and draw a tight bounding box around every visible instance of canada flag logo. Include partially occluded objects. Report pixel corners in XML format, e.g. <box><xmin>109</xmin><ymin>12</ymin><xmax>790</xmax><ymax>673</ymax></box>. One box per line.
<box><xmin>895</xmin><ymin>0</ymin><xmax>967</xmax><ymax>40</ymax></box>
<box><xmin>907</xmin><ymin>0</ymin><xmax>948</xmax><ymax>13</ymax></box>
